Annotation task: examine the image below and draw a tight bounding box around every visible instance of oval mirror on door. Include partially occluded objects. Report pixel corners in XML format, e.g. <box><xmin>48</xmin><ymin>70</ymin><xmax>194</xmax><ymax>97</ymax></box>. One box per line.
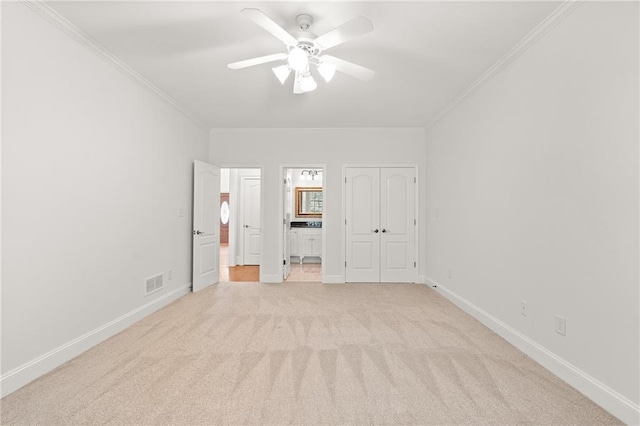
<box><xmin>220</xmin><ymin>201</ymin><xmax>230</xmax><ymax>225</ymax></box>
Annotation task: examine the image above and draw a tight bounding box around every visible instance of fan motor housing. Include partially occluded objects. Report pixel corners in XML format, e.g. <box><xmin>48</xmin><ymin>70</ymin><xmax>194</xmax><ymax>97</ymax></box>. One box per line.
<box><xmin>296</xmin><ymin>14</ymin><xmax>313</xmax><ymax>30</ymax></box>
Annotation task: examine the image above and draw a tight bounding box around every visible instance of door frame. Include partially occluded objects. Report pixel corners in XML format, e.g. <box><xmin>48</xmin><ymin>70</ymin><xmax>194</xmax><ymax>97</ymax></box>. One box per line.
<box><xmin>219</xmin><ymin>165</ymin><xmax>264</xmax><ymax>280</ymax></box>
<box><xmin>279</xmin><ymin>164</ymin><xmax>327</xmax><ymax>283</ymax></box>
<box><xmin>342</xmin><ymin>164</ymin><xmax>419</xmax><ymax>283</ymax></box>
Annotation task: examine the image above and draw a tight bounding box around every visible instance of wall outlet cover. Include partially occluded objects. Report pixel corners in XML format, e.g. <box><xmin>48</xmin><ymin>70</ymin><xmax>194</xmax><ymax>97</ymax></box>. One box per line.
<box><xmin>555</xmin><ymin>315</ymin><xmax>566</xmax><ymax>336</ymax></box>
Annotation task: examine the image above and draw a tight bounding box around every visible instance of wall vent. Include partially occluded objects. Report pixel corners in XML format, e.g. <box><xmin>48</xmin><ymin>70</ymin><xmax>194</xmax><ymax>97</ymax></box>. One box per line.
<box><xmin>145</xmin><ymin>273</ymin><xmax>164</xmax><ymax>296</ymax></box>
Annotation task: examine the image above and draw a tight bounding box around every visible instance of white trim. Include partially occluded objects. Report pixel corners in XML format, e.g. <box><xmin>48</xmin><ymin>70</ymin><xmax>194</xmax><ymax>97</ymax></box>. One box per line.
<box><xmin>323</xmin><ymin>275</ymin><xmax>345</xmax><ymax>284</ymax></box>
<box><xmin>429</xmin><ymin>277</ymin><xmax>640</xmax><ymax>425</ymax></box>
<box><xmin>0</xmin><ymin>284</ymin><xmax>191</xmax><ymax>398</ymax></box>
<box><xmin>260</xmin><ymin>274</ymin><xmax>282</xmax><ymax>284</ymax></box>
<box><xmin>425</xmin><ymin>277</ymin><xmax>438</xmax><ymax>288</ymax></box>
<box><xmin>416</xmin><ymin>275</ymin><xmax>428</xmax><ymax>285</ymax></box>
<box><xmin>20</xmin><ymin>0</ymin><xmax>206</xmax><ymax>129</ymax></box>
<box><xmin>426</xmin><ymin>0</ymin><xmax>584</xmax><ymax>129</ymax></box>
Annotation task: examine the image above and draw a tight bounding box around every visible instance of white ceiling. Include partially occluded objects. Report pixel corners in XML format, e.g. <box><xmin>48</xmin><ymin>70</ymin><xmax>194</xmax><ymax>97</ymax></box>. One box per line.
<box><xmin>48</xmin><ymin>1</ymin><xmax>561</xmax><ymax>128</ymax></box>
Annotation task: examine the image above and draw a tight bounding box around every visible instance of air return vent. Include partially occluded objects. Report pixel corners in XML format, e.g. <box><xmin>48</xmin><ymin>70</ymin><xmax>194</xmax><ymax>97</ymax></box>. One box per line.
<box><xmin>145</xmin><ymin>273</ymin><xmax>164</xmax><ymax>296</ymax></box>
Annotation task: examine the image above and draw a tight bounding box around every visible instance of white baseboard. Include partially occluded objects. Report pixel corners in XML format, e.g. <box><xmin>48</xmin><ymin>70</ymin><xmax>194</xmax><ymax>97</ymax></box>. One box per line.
<box><xmin>416</xmin><ymin>275</ymin><xmax>428</xmax><ymax>285</ymax></box>
<box><xmin>260</xmin><ymin>274</ymin><xmax>282</xmax><ymax>283</ymax></box>
<box><xmin>0</xmin><ymin>284</ymin><xmax>191</xmax><ymax>398</ymax></box>
<box><xmin>322</xmin><ymin>275</ymin><xmax>345</xmax><ymax>284</ymax></box>
<box><xmin>429</xmin><ymin>278</ymin><xmax>639</xmax><ymax>425</ymax></box>
<box><xmin>425</xmin><ymin>277</ymin><xmax>438</xmax><ymax>288</ymax></box>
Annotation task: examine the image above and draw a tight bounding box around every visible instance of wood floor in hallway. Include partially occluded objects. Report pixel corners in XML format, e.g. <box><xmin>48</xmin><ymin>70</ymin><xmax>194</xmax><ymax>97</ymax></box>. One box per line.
<box><xmin>219</xmin><ymin>243</ymin><xmax>259</xmax><ymax>282</ymax></box>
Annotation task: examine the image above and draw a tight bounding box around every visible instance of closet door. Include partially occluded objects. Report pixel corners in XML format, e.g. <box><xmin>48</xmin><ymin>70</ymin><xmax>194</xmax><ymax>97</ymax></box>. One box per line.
<box><xmin>380</xmin><ymin>168</ymin><xmax>416</xmax><ymax>282</ymax></box>
<box><xmin>345</xmin><ymin>168</ymin><xmax>380</xmax><ymax>282</ymax></box>
<box><xmin>345</xmin><ymin>167</ymin><xmax>416</xmax><ymax>283</ymax></box>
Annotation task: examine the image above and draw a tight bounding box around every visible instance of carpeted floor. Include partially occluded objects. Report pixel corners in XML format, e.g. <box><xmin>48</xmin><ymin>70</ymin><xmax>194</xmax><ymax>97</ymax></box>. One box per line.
<box><xmin>1</xmin><ymin>282</ymin><xmax>621</xmax><ymax>425</ymax></box>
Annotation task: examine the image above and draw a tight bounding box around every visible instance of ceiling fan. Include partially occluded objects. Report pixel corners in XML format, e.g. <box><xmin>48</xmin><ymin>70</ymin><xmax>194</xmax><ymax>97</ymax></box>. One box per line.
<box><xmin>227</xmin><ymin>9</ymin><xmax>375</xmax><ymax>94</ymax></box>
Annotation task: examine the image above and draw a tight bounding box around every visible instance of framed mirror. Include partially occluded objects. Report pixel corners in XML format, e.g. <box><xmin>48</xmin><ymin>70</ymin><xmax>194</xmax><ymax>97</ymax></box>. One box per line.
<box><xmin>295</xmin><ymin>187</ymin><xmax>323</xmax><ymax>218</ymax></box>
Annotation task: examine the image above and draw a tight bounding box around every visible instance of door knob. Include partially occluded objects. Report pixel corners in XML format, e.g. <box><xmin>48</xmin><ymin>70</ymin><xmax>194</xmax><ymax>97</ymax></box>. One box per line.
<box><xmin>373</xmin><ymin>229</ymin><xmax>379</xmax><ymax>233</ymax></box>
<box><xmin>244</xmin><ymin>225</ymin><xmax>249</xmax><ymax>228</ymax></box>
<box><xmin>382</xmin><ymin>229</ymin><xmax>388</xmax><ymax>233</ymax></box>
<box><xmin>193</xmin><ymin>230</ymin><xmax>204</xmax><ymax>235</ymax></box>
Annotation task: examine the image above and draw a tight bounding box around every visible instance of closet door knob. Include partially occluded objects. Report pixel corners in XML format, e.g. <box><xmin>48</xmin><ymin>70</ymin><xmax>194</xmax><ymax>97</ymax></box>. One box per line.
<box><xmin>381</xmin><ymin>229</ymin><xmax>388</xmax><ymax>233</ymax></box>
<box><xmin>372</xmin><ymin>229</ymin><xmax>379</xmax><ymax>233</ymax></box>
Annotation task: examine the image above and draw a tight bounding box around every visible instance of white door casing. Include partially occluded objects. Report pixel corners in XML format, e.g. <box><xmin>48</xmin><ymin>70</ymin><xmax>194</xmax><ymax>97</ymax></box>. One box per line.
<box><xmin>242</xmin><ymin>177</ymin><xmax>261</xmax><ymax>265</ymax></box>
<box><xmin>345</xmin><ymin>167</ymin><xmax>416</xmax><ymax>283</ymax></box>
<box><xmin>192</xmin><ymin>160</ymin><xmax>220</xmax><ymax>292</ymax></box>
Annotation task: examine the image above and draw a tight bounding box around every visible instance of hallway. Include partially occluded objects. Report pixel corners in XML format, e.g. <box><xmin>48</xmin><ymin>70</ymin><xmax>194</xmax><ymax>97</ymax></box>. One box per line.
<box><xmin>219</xmin><ymin>243</ymin><xmax>259</xmax><ymax>282</ymax></box>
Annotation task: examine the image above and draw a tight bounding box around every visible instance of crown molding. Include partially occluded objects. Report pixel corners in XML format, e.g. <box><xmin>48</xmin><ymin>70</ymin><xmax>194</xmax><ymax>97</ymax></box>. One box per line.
<box><xmin>426</xmin><ymin>0</ymin><xmax>584</xmax><ymax>130</ymax></box>
<box><xmin>20</xmin><ymin>0</ymin><xmax>208</xmax><ymax>129</ymax></box>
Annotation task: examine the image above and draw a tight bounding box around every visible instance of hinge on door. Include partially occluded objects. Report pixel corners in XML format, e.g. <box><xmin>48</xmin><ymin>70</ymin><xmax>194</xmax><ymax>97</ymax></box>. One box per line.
<box><xmin>283</xmin><ymin>259</ymin><xmax>286</xmax><ymax>265</ymax></box>
<box><xmin>414</xmin><ymin>177</ymin><xmax>416</xmax><ymax>183</ymax></box>
<box><xmin>414</xmin><ymin>219</ymin><xmax>416</xmax><ymax>225</ymax></box>
<box><xmin>414</xmin><ymin>261</ymin><xmax>416</xmax><ymax>268</ymax></box>
<box><xmin>345</xmin><ymin>219</ymin><xmax>347</xmax><ymax>226</ymax></box>
<box><xmin>345</xmin><ymin>261</ymin><xmax>347</xmax><ymax>267</ymax></box>
<box><xmin>345</xmin><ymin>177</ymin><xmax>347</xmax><ymax>183</ymax></box>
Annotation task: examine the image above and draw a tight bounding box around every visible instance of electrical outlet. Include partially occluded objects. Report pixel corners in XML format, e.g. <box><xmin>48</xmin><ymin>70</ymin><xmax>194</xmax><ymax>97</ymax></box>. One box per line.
<box><xmin>555</xmin><ymin>315</ymin><xmax>566</xmax><ymax>336</ymax></box>
<box><xmin>520</xmin><ymin>301</ymin><xmax>528</xmax><ymax>317</ymax></box>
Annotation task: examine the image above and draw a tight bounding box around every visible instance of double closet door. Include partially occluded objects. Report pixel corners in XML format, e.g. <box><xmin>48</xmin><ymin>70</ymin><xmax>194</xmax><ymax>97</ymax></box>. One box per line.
<box><xmin>345</xmin><ymin>167</ymin><xmax>416</xmax><ymax>282</ymax></box>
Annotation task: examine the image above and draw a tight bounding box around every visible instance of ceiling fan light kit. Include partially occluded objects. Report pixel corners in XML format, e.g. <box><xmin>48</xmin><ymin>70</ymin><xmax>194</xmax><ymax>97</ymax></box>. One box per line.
<box><xmin>272</xmin><ymin>64</ymin><xmax>292</xmax><ymax>84</ymax></box>
<box><xmin>228</xmin><ymin>8</ymin><xmax>375</xmax><ymax>94</ymax></box>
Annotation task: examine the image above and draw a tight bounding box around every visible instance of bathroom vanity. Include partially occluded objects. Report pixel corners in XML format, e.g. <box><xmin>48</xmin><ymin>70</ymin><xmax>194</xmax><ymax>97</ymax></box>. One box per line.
<box><xmin>290</xmin><ymin>221</ymin><xmax>322</xmax><ymax>263</ymax></box>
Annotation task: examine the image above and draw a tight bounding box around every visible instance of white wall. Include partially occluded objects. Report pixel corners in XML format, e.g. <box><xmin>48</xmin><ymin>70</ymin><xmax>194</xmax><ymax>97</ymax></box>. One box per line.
<box><xmin>220</xmin><ymin>168</ymin><xmax>230</xmax><ymax>193</ymax></box>
<box><xmin>1</xmin><ymin>3</ymin><xmax>209</xmax><ymax>395</ymax></box>
<box><xmin>425</xmin><ymin>2</ymin><xmax>638</xmax><ymax>423</ymax></box>
<box><xmin>210</xmin><ymin>128</ymin><xmax>426</xmax><ymax>283</ymax></box>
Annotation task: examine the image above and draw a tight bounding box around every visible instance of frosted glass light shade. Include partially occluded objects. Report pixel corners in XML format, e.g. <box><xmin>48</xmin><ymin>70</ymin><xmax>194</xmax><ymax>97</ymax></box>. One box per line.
<box><xmin>288</xmin><ymin>47</ymin><xmax>309</xmax><ymax>72</ymax></box>
<box><xmin>299</xmin><ymin>73</ymin><xmax>317</xmax><ymax>92</ymax></box>
<box><xmin>272</xmin><ymin>65</ymin><xmax>291</xmax><ymax>84</ymax></box>
<box><xmin>318</xmin><ymin>62</ymin><xmax>336</xmax><ymax>82</ymax></box>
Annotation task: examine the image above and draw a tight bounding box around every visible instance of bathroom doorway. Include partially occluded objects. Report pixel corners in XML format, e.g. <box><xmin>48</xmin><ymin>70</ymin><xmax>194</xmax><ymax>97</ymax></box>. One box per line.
<box><xmin>282</xmin><ymin>167</ymin><xmax>325</xmax><ymax>282</ymax></box>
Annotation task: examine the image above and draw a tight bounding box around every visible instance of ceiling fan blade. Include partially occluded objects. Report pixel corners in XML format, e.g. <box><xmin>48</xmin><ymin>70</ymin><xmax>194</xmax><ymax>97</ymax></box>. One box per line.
<box><xmin>241</xmin><ymin>8</ymin><xmax>298</xmax><ymax>47</ymax></box>
<box><xmin>293</xmin><ymin>71</ymin><xmax>303</xmax><ymax>94</ymax></box>
<box><xmin>320</xmin><ymin>55</ymin><xmax>375</xmax><ymax>81</ymax></box>
<box><xmin>313</xmin><ymin>16</ymin><xmax>374</xmax><ymax>51</ymax></box>
<box><xmin>227</xmin><ymin>53</ymin><xmax>287</xmax><ymax>70</ymax></box>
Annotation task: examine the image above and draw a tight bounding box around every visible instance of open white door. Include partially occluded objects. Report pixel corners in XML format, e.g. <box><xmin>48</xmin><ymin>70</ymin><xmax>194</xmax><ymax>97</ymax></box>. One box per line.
<box><xmin>192</xmin><ymin>160</ymin><xmax>220</xmax><ymax>292</ymax></box>
<box><xmin>242</xmin><ymin>176</ymin><xmax>261</xmax><ymax>265</ymax></box>
<box><xmin>283</xmin><ymin>173</ymin><xmax>291</xmax><ymax>280</ymax></box>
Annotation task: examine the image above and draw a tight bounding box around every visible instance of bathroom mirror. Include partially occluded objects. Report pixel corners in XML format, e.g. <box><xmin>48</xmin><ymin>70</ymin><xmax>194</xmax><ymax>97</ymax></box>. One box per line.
<box><xmin>295</xmin><ymin>187</ymin><xmax>323</xmax><ymax>218</ymax></box>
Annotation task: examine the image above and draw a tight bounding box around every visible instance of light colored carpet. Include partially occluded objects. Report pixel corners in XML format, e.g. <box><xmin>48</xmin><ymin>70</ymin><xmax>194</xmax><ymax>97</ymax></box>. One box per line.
<box><xmin>1</xmin><ymin>282</ymin><xmax>620</xmax><ymax>425</ymax></box>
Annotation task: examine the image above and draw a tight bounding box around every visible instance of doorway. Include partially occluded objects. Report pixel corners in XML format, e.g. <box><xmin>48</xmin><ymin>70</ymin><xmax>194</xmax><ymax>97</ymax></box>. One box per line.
<box><xmin>219</xmin><ymin>167</ymin><xmax>262</xmax><ymax>282</ymax></box>
<box><xmin>282</xmin><ymin>167</ymin><xmax>325</xmax><ymax>282</ymax></box>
